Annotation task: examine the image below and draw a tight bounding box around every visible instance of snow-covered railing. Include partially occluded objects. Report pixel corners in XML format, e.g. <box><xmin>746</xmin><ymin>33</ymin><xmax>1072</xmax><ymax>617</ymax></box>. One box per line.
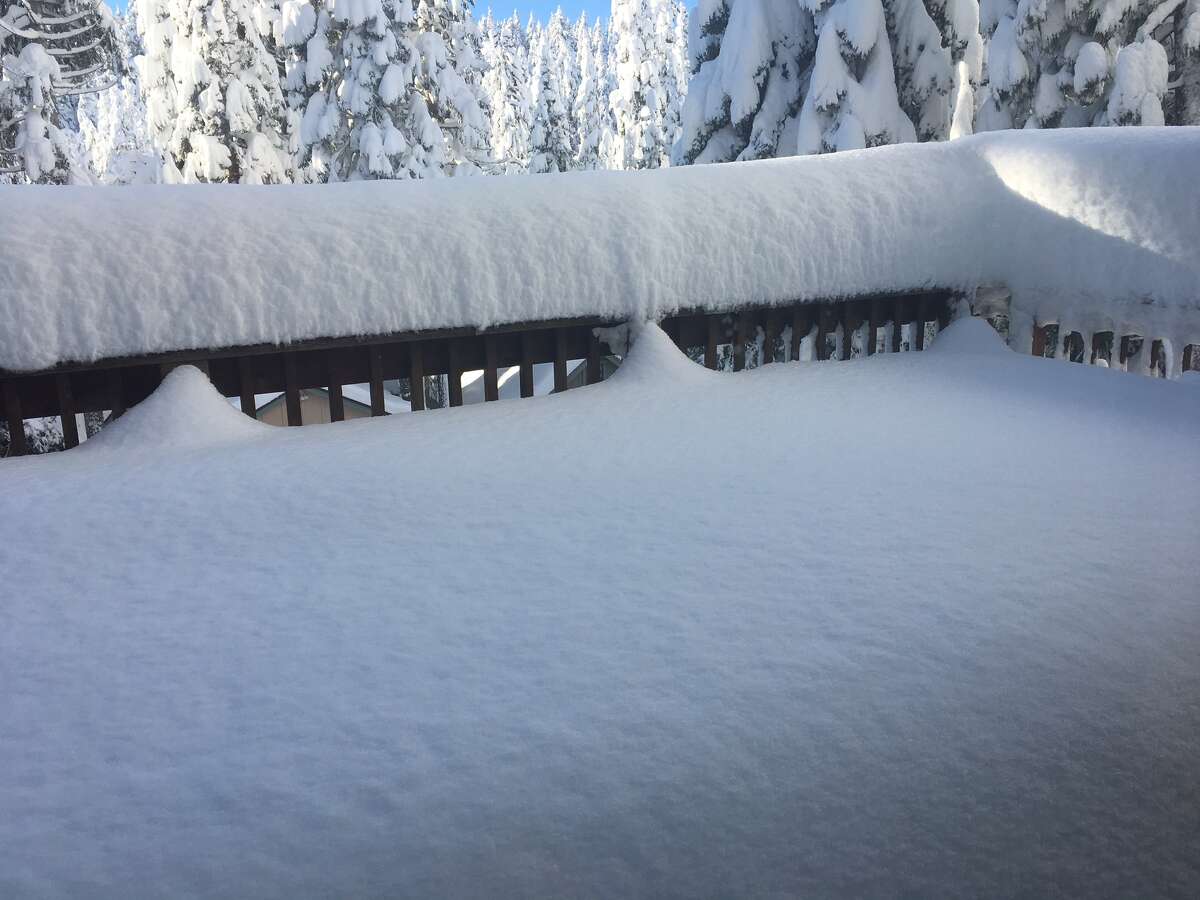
<box><xmin>3</xmin><ymin>127</ymin><xmax>1199</xmax><ymax>455</ymax></box>
<box><xmin>0</xmin><ymin>294</ymin><xmax>966</xmax><ymax>456</ymax></box>
<box><xmin>4</xmin><ymin>290</ymin><xmax>1199</xmax><ymax>458</ymax></box>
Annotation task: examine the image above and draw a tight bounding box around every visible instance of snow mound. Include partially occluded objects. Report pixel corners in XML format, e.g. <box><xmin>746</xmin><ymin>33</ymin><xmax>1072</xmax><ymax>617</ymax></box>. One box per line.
<box><xmin>1</xmin><ymin>128</ymin><xmax>1197</xmax><ymax>373</ymax></box>
<box><xmin>928</xmin><ymin>316</ymin><xmax>1011</xmax><ymax>356</ymax></box>
<box><xmin>608</xmin><ymin>322</ymin><xmax>712</xmax><ymax>387</ymax></box>
<box><xmin>2</xmin><ymin>340</ymin><xmax>1199</xmax><ymax>897</ymax></box>
<box><xmin>81</xmin><ymin>365</ymin><xmax>266</xmax><ymax>455</ymax></box>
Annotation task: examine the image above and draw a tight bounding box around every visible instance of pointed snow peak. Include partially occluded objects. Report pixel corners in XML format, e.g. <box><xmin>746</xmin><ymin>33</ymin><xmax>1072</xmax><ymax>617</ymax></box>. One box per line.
<box><xmin>81</xmin><ymin>365</ymin><xmax>266</xmax><ymax>456</ymax></box>
<box><xmin>928</xmin><ymin>316</ymin><xmax>1010</xmax><ymax>356</ymax></box>
<box><xmin>609</xmin><ymin>321</ymin><xmax>713</xmax><ymax>387</ymax></box>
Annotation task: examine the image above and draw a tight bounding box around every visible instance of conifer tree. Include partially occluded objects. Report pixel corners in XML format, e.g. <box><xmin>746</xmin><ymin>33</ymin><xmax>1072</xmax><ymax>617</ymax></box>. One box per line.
<box><xmin>528</xmin><ymin>15</ymin><xmax>573</xmax><ymax>172</ymax></box>
<box><xmin>77</xmin><ymin>8</ymin><xmax>158</xmax><ymax>183</ymax></box>
<box><xmin>673</xmin><ymin>0</ymin><xmax>814</xmax><ymax>165</ymax></box>
<box><xmin>573</xmin><ymin>17</ymin><xmax>609</xmax><ymax>168</ymax></box>
<box><xmin>143</xmin><ymin>0</ymin><xmax>289</xmax><ymax>183</ymax></box>
<box><xmin>282</xmin><ymin>0</ymin><xmax>487</xmax><ymax>180</ymax></box>
<box><xmin>481</xmin><ymin>11</ymin><xmax>532</xmax><ymax>171</ymax></box>
<box><xmin>1</xmin><ymin>0</ymin><xmax>118</xmax><ymax>183</ymax></box>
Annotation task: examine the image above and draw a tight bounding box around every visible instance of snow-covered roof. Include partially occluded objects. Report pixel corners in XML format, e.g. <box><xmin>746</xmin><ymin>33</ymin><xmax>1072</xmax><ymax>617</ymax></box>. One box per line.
<box><xmin>2</xmin><ymin>127</ymin><xmax>1198</xmax><ymax>372</ymax></box>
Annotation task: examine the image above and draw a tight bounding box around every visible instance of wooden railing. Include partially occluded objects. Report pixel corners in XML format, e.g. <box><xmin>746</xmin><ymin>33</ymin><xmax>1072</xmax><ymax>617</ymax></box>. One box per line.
<box><xmin>1029</xmin><ymin>324</ymin><xmax>1196</xmax><ymax>376</ymax></box>
<box><xmin>4</xmin><ymin>289</ymin><xmax>1195</xmax><ymax>459</ymax></box>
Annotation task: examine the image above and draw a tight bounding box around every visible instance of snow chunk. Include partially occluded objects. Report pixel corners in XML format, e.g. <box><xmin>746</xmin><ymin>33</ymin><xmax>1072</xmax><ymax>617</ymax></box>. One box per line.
<box><xmin>81</xmin><ymin>365</ymin><xmax>267</xmax><ymax>456</ymax></box>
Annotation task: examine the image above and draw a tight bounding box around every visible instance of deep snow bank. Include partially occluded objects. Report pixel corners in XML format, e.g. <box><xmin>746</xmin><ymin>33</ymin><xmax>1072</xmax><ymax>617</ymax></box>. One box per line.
<box><xmin>1</xmin><ymin>128</ymin><xmax>1197</xmax><ymax>373</ymax></box>
<box><xmin>1</xmin><ymin>325</ymin><xmax>1198</xmax><ymax>897</ymax></box>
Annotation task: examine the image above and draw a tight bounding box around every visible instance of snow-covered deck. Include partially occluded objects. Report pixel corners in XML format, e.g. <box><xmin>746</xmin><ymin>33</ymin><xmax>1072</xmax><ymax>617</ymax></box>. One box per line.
<box><xmin>2</xmin><ymin>322</ymin><xmax>1198</xmax><ymax>896</ymax></box>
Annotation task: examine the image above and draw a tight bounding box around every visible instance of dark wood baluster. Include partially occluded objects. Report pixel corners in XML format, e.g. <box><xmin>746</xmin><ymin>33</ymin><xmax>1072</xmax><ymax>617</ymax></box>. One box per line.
<box><xmin>1032</xmin><ymin>324</ymin><xmax>1047</xmax><ymax>358</ymax></box>
<box><xmin>448</xmin><ymin>340</ymin><xmax>465</xmax><ymax>407</ymax></box>
<box><xmin>520</xmin><ymin>332</ymin><xmax>535</xmax><ymax>398</ymax></box>
<box><xmin>1151</xmin><ymin>339</ymin><xmax>1165</xmax><ymax>378</ymax></box>
<box><xmin>705</xmin><ymin>316</ymin><xmax>719</xmax><ymax>369</ymax></box>
<box><xmin>327</xmin><ymin>355</ymin><xmax>345</xmax><ymax>422</ymax></box>
<box><xmin>586</xmin><ymin>331</ymin><xmax>602</xmax><ymax>384</ymax></box>
<box><xmin>484</xmin><ymin>335</ymin><xmax>500</xmax><ymax>402</ymax></box>
<box><xmin>368</xmin><ymin>346</ymin><xmax>386</xmax><ymax>416</ymax></box>
<box><xmin>237</xmin><ymin>357</ymin><xmax>256</xmax><ymax>417</ymax></box>
<box><xmin>867</xmin><ymin>299</ymin><xmax>882</xmax><ymax>356</ymax></box>
<box><xmin>2</xmin><ymin>379</ymin><xmax>26</xmax><ymax>457</ymax></box>
<box><xmin>56</xmin><ymin>373</ymin><xmax>79</xmax><ymax>449</ymax></box>
<box><xmin>553</xmin><ymin>329</ymin><xmax>568</xmax><ymax>392</ymax></box>
<box><xmin>817</xmin><ymin>305</ymin><xmax>832</xmax><ymax>361</ymax></box>
<box><xmin>108</xmin><ymin>370</ymin><xmax>127</xmax><ymax>421</ymax></box>
<box><xmin>914</xmin><ymin>296</ymin><xmax>929</xmax><ymax>351</ymax></box>
<box><xmin>840</xmin><ymin>301</ymin><xmax>855</xmax><ymax>361</ymax></box>
<box><xmin>409</xmin><ymin>342</ymin><xmax>426</xmax><ymax>411</ymax></box>
<box><xmin>733</xmin><ymin>312</ymin><xmax>750</xmax><ymax>371</ymax></box>
<box><xmin>283</xmin><ymin>353</ymin><xmax>302</xmax><ymax>426</ymax></box>
<box><xmin>790</xmin><ymin>307</ymin><xmax>808</xmax><ymax>361</ymax></box>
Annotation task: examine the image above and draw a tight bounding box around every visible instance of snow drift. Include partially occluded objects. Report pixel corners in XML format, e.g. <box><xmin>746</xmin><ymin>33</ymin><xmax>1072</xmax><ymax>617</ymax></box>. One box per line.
<box><xmin>1</xmin><ymin>322</ymin><xmax>1198</xmax><ymax>897</ymax></box>
<box><xmin>79</xmin><ymin>364</ymin><xmax>267</xmax><ymax>456</ymax></box>
<box><xmin>1</xmin><ymin>127</ymin><xmax>1198</xmax><ymax>373</ymax></box>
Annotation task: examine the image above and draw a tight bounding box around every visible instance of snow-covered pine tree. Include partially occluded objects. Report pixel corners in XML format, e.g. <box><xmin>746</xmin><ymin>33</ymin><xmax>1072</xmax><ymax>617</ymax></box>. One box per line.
<box><xmin>573</xmin><ymin>16</ymin><xmax>610</xmax><ymax>168</ymax></box>
<box><xmin>480</xmin><ymin>11</ymin><xmax>532</xmax><ymax>172</ymax></box>
<box><xmin>1175</xmin><ymin>0</ymin><xmax>1200</xmax><ymax>123</ymax></box>
<box><xmin>889</xmin><ymin>0</ymin><xmax>982</xmax><ymax>141</ymax></box>
<box><xmin>411</xmin><ymin>0</ymin><xmax>490</xmax><ymax>174</ymax></box>
<box><xmin>976</xmin><ymin>0</ymin><xmax>1181</xmax><ymax>128</ymax></box>
<box><xmin>283</xmin><ymin>0</ymin><xmax>487</xmax><ymax>180</ymax></box>
<box><xmin>795</xmin><ymin>0</ymin><xmax>917</xmax><ymax>153</ymax></box>
<box><xmin>675</xmin><ymin>0</ymin><xmax>985</xmax><ymax>162</ymax></box>
<box><xmin>158</xmin><ymin>0</ymin><xmax>289</xmax><ymax>183</ymax></box>
<box><xmin>133</xmin><ymin>0</ymin><xmax>178</xmax><ymax>164</ymax></box>
<box><xmin>528</xmin><ymin>12</ymin><xmax>573</xmax><ymax>172</ymax></box>
<box><xmin>659</xmin><ymin>0</ymin><xmax>689</xmax><ymax>152</ymax></box>
<box><xmin>1</xmin><ymin>0</ymin><xmax>119</xmax><ymax>183</ymax></box>
<box><xmin>606</xmin><ymin>0</ymin><xmax>677</xmax><ymax>168</ymax></box>
<box><xmin>77</xmin><ymin>7</ymin><xmax>158</xmax><ymax>183</ymax></box>
<box><xmin>673</xmin><ymin>0</ymin><xmax>814</xmax><ymax>165</ymax></box>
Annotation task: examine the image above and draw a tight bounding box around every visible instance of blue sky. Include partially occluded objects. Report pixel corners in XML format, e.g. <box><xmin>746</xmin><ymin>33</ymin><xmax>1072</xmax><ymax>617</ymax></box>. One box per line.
<box><xmin>492</xmin><ymin>2</ymin><xmax>610</xmax><ymax>19</ymax></box>
<box><xmin>109</xmin><ymin>2</ymin><xmax>686</xmax><ymax>23</ymax></box>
